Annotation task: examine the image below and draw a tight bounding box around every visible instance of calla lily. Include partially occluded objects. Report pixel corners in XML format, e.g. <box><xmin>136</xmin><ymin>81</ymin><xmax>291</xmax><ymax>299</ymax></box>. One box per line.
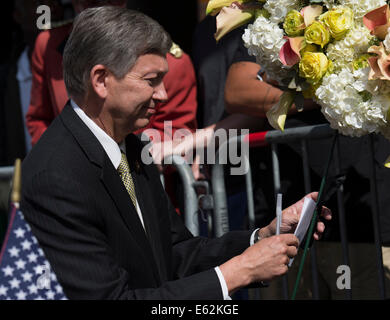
<box><xmin>363</xmin><ymin>4</ymin><xmax>390</xmax><ymax>40</ymax></box>
<box><xmin>367</xmin><ymin>43</ymin><xmax>390</xmax><ymax>80</ymax></box>
<box><xmin>301</xmin><ymin>5</ymin><xmax>323</xmax><ymax>27</ymax></box>
<box><xmin>384</xmin><ymin>155</ymin><xmax>390</xmax><ymax>168</ymax></box>
<box><xmin>215</xmin><ymin>6</ymin><xmax>254</xmax><ymax>41</ymax></box>
<box><xmin>266</xmin><ymin>91</ymin><xmax>295</xmax><ymax>131</ymax></box>
<box><xmin>279</xmin><ymin>36</ymin><xmax>305</xmax><ymax>66</ymax></box>
<box><xmin>206</xmin><ymin>0</ymin><xmax>244</xmax><ymax>16</ymax></box>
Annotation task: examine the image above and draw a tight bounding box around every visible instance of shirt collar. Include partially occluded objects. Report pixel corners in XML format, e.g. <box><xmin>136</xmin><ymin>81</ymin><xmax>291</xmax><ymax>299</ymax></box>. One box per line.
<box><xmin>71</xmin><ymin>100</ymin><xmax>125</xmax><ymax>169</ymax></box>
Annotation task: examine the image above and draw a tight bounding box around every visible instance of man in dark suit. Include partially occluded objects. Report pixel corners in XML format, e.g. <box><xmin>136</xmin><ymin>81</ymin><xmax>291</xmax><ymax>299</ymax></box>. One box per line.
<box><xmin>21</xmin><ymin>6</ymin><xmax>330</xmax><ymax>299</ymax></box>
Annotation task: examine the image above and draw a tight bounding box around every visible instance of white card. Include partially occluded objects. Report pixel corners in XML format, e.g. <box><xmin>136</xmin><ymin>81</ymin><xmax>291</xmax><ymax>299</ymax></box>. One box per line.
<box><xmin>289</xmin><ymin>197</ymin><xmax>316</xmax><ymax>267</ymax></box>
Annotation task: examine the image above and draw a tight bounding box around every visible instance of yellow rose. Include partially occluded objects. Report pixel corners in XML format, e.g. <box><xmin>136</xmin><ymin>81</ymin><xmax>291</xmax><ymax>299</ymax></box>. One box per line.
<box><xmin>300</xmin><ymin>43</ymin><xmax>319</xmax><ymax>55</ymax></box>
<box><xmin>283</xmin><ymin>10</ymin><xmax>305</xmax><ymax>36</ymax></box>
<box><xmin>299</xmin><ymin>52</ymin><xmax>330</xmax><ymax>84</ymax></box>
<box><xmin>320</xmin><ymin>7</ymin><xmax>354</xmax><ymax>40</ymax></box>
<box><xmin>304</xmin><ymin>21</ymin><xmax>330</xmax><ymax>48</ymax></box>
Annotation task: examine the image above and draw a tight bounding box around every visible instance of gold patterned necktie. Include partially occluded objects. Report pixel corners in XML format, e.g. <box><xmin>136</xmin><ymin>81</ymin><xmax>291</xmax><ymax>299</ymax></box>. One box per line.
<box><xmin>117</xmin><ymin>152</ymin><xmax>137</xmax><ymax>208</ymax></box>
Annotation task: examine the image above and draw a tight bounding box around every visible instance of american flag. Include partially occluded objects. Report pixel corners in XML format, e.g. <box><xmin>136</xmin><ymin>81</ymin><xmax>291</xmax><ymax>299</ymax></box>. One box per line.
<box><xmin>0</xmin><ymin>203</ymin><xmax>67</xmax><ymax>300</ymax></box>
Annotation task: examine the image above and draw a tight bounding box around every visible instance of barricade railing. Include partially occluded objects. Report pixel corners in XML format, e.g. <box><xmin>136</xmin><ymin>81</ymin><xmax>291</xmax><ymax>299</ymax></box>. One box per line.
<box><xmin>0</xmin><ymin>166</ymin><xmax>14</xmax><ymax>245</ymax></box>
<box><xmin>211</xmin><ymin>135</ymin><xmax>255</xmax><ymax>238</ymax></box>
<box><xmin>163</xmin><ymin>155</ymin><xmax>199</xmax><ymax>236</ymax></box>
<box><xmin>249</xmin><ymin>124</ymin><xmax>337</xmax><ymax>300</ymax></box>
<box><xmin>210</xmin><ymin>124</ymin><xmax>387</xmax><ymax>300</ymax></box>
<box><xmin>0</xmin><ymin>166</ymin><xmax>14</xmax><ymax>180</ymax></box>
<box><xmin>162</xmin><ymin>155</ymin><xmax>214</xmax><ymax>237</ymax></box>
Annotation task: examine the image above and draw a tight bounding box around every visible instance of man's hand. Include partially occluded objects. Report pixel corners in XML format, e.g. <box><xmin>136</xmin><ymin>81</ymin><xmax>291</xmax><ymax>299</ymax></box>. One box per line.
<box><xmin>219</xmin><ymin>234</ymin><xmax>299</xmax><ymax>294</ymax></box>
<box><xmin>149</xmin><ymin>139</ymin><xmax>189</xmax><ymax>165</ymax></box>
<box><xmin>263</xmin><ymin>192</ymin><xmax>332</xmax><ymax>241</ymax></box>
<box><xmin>219</xmin><ymin>192</ymin><xmax>331</xmax><ymax>295</ymax></box>
<box><xmin>240</xmin><ymin>234</ymin><xmax>299</xmax><ymax>282</ymax></box>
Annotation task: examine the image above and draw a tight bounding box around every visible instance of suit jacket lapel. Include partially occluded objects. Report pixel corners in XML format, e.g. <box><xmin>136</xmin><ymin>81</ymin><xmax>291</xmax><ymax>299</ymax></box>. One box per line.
<box><xmin>100</xmin><ymin>156</ymin><xmax>150</xmax><ymax>249</ymax></box>
<box><xmin>60</xmin><ymin>103</ymin><xmax>162</xmax><ymax>283</ymax></box>
<box><xmin>125</xmin><ymin>136</ymin><xmax>168</xmax><ymax>281</ymax></box>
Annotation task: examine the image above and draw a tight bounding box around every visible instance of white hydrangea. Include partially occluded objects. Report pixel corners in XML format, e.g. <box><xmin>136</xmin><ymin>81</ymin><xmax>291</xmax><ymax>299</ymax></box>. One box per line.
<box><xmin>242</xmin><ymin>16</ymin><xmax>291</xmax><ymax>84</ymax></box>
<box><xmin>342</xmin><ymin>23</ymin><xmax>373</xmax><ymax>50</ymax></box>
<box><xmin>263</xmin><ymin>0</ymin><xmax>301</xmax><ymax>24</ymax></box>
<box><xmin>326</xmin><ymin>43</ymin><xmax>355</xmax><ymax>71</ymax></box>
<box><xmin>338</xmin><ymin>0</ymin><xmax>386</xmax><ymax>21</ymax></box>
<box><xmin>322</xmin><ymin>0</ymin><xmax>337</xmax><ymax>9</ymax></box>
<box><xmin>315</xmin><ymin>68</ymin><xmax>388</xmax><ymax>137</ymax></box>
<box><xmin>326</xmin><ymin>24</ymin><xmax>373</xmax><ymax>71</ymax></box>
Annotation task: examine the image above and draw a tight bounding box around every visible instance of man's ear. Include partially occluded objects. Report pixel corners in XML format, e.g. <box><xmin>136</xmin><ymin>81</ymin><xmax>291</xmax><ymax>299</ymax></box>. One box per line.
<box><xmin>90</xmin><ymin>65</ymin><xmax>109</xmax><ymax>99</ymax></box>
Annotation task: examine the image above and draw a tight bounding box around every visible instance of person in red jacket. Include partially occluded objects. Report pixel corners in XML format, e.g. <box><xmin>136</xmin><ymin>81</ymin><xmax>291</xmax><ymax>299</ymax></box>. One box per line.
<box><xmin>26</xmin><ymin>0</ymin><xmax>197</xmax><ymax>146</ymax></box>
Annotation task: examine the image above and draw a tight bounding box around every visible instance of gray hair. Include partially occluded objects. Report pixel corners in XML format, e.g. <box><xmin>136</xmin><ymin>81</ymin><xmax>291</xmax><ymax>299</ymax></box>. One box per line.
<box><xmin>63</xmin><ymin>6</ymin><xmax>171</xmax><ymax>99</ymax></box>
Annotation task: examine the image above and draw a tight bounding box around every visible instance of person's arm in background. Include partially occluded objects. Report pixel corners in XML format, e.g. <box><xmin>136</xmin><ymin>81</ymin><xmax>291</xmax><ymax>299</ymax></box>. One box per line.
<box><xmin>225</xmin><ymin>61</ymin><xmax>282</xmax><ymax>117</ymax></box>
<box><xmin>191</xmin><ymin>112</ymin><xmax>267</xmax><ymax>149</ymax></box>
<box><xmin>224</xmin><ymin>61</ymin><xmax>319</xmax><ymax>117</ymax></box>
<box><xmin>25</xmin><ymin>31</ymin><xmax>55</xmax><ymax>146</ymax></box>
<box><xmin>149</xmin><ymin>112</ymin><xmax>267</xmax><ymax>179</ymax></box>
<box><xmin>149</xmin><ymin>113</ymin><xmax>268</xmax><ymax>162</ymax></box>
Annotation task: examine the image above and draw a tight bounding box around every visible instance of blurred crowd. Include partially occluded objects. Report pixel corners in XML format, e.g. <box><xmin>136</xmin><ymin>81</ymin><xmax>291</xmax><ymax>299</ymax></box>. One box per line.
<box><xmin>1</xmin><ymin>0</ymin><xmax>390</xmax><ymax>299</ymax></box>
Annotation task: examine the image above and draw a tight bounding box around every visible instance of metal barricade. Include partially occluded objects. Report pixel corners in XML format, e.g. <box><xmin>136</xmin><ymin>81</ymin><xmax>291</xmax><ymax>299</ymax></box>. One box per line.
<box><xmin>211</xmin><ymin>124</ymin><xmax>387</xmax><ymax>300</ymax></box>
<box><xmin>163</xmin><ymin>155</ymin><xmax>214</xmax><ymax>237</ymax></box>
<box><xmin>211</xmin><ymin>135</ymin><xmax>255</xmax><ymax>237</ymax></box>
<box><xmin>0</xmin><ymin>166</ymin><xmax>14</xmax><ymax>245</ymax></box>
<box><xmin>0</xmin><ymin>166</ymin><xmax>14</xmax><ymax>180</ymax></box>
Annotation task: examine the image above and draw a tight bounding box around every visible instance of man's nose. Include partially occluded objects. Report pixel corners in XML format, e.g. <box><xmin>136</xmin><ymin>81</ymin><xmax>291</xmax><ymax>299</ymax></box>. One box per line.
<box><xmin>153</xmin><ymin>81</ymin><xmax>168</xmax><ymax>102</ymax></box>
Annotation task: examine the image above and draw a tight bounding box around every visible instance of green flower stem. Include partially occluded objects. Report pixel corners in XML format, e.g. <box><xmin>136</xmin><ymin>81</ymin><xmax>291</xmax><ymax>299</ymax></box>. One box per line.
<box><xmin>291</xmin><ymin>132</ymin><xmax>338</xmax><ymax>300</ymax></box>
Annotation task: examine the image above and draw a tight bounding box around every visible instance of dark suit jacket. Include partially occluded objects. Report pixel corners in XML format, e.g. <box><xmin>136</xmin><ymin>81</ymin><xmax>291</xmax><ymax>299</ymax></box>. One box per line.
<box><xmin>21</xmin><ymin>102</ymin><xmax>252</xmax><ymax>299</ymax></box>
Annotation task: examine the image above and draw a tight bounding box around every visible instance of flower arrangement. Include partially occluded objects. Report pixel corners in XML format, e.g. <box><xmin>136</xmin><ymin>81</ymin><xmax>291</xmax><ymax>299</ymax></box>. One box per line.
<box><xmin>206</xmin><ymin>0</ymin><xmax>390</xmax><ymax>154</ymax></box>
<box><xmin>206</xmin><ymin>1</ymin><xmax>390</xmax><ymax>296</ymax></box>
